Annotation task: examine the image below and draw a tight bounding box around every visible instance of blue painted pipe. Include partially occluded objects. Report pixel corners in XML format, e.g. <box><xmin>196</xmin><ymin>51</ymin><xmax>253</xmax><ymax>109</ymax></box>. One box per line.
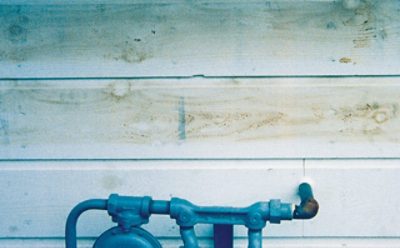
<box><xmin>150</xmin><ymin>200</ymin><xmax>170</xmax><ymax>214</ymax></box>
<box><xmin>180</xmin><ymin>227</ymin><xmax>199</xmax><ymax>248</ymax></box>
<box><xmin>65</xmin><ymin>199</ymin><xmax>107</xmax><ymax>248</ymax></box>
<box><xmin>248</xmin><ymin>229</ymin><xmax>262</xmax><ymax>248</ymax></box>
<box><xmin>293</xmin><ymin>183</ymin><xmax>319</xmax><ymax>219</ymax></box>
<box><xmin>65</xmin><ymin>183</ymin><xmax>318</xmax><ymax>248</ymax></box>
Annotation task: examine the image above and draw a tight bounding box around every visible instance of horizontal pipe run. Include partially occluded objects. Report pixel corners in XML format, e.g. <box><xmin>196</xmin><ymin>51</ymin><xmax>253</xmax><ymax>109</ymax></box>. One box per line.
<box><xmin>150</xmin><ymin>200</ymin><xmax>170</xmax><ymax>214</ymax></box>
<box><xmin>66</xmin><ymin>183</ymin><xmax>318</xmax><ymax>247</ymax></box>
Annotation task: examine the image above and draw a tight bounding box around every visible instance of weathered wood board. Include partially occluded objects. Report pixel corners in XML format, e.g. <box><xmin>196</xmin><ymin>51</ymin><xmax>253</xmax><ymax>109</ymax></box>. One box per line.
<box><xmin>1</xmin><ymin>1</ymin><xmax>400</xmax><ymax>247</ymax></box>
<box><xmin>1</xmin><ymin>77</ymin><xmax>400</xmax><ymax>159</ymax></box>
<box><xmin>304</xmin><ymin>160</ymin><xmax>400</xmax><ymax>237</ymax></box>
<box><xmin>0</xmin><ymin>160</ymin><xmax>303</xmax><ymax>238</ymax></box>
<box><xmin>1</xmin><ymin>159</ymin><xmax>400</xmax><ymax>240</ymax></box>
<box><xmin>0</xmin><ymin>1</ymin><xmax>399</xmax><ymax>78</ymax></box>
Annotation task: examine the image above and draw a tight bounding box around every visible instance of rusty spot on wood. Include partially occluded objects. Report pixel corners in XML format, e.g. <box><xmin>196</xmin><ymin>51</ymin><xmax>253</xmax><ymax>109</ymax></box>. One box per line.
<box><xmin>185</xmin><ymin>111</ymin><xmax>286</xmax><ymax>140</ymax></box>
<box><xmin>248</xmin><ymin>112</ymin><xmax>285</xmax><ymax>129</ymax></box>
<box><xmin>339</xmin><ymin>57</ymin><xmax>352</xmax><ymax>64</ymax></box>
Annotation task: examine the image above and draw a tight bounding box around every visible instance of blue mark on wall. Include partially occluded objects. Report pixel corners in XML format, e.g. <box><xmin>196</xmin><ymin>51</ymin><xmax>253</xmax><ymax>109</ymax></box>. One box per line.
<box><xmin>178</xmin><ymin>96</ymin><xmax>186</xmax><ymax>140</ymax></box>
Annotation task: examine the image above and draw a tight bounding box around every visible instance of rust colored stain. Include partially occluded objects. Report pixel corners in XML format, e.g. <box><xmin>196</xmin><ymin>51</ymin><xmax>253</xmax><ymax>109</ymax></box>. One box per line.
<box><xmin>339</xmin><ymin>57</ymin><xmax>352</xmax><ymax>64</ymax></box>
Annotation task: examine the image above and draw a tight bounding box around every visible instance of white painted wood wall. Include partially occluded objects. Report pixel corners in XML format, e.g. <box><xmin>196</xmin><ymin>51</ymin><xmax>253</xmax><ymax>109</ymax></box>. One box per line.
<box><xmin>1</xmin><ymin>1</ymin><xmax>400</xmax><ymax>247</ymax></box>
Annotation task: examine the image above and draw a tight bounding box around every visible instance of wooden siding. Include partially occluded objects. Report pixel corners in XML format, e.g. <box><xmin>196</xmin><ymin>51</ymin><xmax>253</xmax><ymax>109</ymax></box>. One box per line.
<box><xmin>1</xmin><ymin>160</ymin><xmax>400</xmax><ymax>240</ymax></box>
<box><xmin>0</xmin><ymin>1</ymin><xmax>399</xmax><ymax>78</ymax></box>
<box><xmin>1</xmin><ymin>77</ymin><xmax>400</xmax><ymax>159</ymax></box>
<box><xmin>1</xmin><ymin>1</ymin><xmax>400</xmax><ymax>247</ymax></box>
<box><xmin>0</xmin><ymin>160</ymin><xmax>303</xmax><ymax>238</ymax></box>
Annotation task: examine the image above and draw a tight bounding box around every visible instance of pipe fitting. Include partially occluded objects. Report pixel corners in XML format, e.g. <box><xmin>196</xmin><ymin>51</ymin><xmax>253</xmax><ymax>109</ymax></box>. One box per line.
<box><xmin>244</xmin><ymin>202</ymin><xmax>268</xmax><ymax>229</ymax></box>
<box><xmin>269</xmin><ymin>199</ymin><xmax>293</xmax><ymax>224</ymax></box>
<box><xmin>107</xmin><ymin>194</ymin><xmax>153</xmax><ymax>229</ymax></box>
<box><xmin>293</xmin><ymin>183</ymin><xmax>319</xmax><ymax>219</ymax></box>
<box><xmin>169</xmin><ymin>198</ymin><xmax>197</xmax><ymax>227</ymax></box>
<box><xmin>65</xmin><ymin>182</ymin><xmax>319</xmax><ymax>248</ymax></box>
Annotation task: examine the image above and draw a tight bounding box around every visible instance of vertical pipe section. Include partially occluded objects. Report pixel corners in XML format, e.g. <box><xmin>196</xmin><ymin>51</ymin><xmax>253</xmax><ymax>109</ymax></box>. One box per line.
<box><xmin>65</xmin><ymin>199</ymin><xmax>108</xmax><ymax>248</ymax></box>
<box><xmin>180</xmin><ymin>226</ymin><xmax>199</xmax><ymax>248</ymax></box>
<box><xmin>298</xmin><ymin>182</ymin><xmax>314</xmax><ymax>200</ymax></box>
<box><xmin>248</xmin><ymin>229</ymin><xmax>262</xmax><ymax>248</ymax></box>
<box><xmin>214</xmin><ymin>224</ymin><xmax>233</xmax><ymax>248</ymax></box>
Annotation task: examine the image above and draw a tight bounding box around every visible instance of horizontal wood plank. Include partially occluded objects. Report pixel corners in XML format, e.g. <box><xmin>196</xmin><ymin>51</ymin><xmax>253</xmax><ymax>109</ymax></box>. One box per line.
<box><xmin>1</xmin><ymin>77</ymin><xmax>400</xmax><ymax>159</ymax></box>
<box><xmin>1</xmin><ymin>159</ymin><xmax>400</xmax><ymax>238</ymax></box>
<box><xmin>0</xmin><ymin>160</ymin><xmax>303</xmax><ymax>238</ymax></box>
<box><xmin>0</xmin><ymin>1</ymin><xmax>399</xmax><ymax>78</ymax></box>
<box><xmin>304</xmin><ymin>160</ymin><xmax>400</xmax><ymax>237</ymax></box>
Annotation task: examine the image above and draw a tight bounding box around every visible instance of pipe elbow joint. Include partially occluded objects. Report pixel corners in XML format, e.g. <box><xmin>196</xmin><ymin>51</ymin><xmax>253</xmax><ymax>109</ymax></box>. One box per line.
<box><xmin>293</xmin><ymin>183</ymin><xmax>319</xmax><ymax>219</ymax></box>
<box><xmin>293</xmin><ymin>197</ymin><xmax>319</xmax><ymax>219</ymax></box>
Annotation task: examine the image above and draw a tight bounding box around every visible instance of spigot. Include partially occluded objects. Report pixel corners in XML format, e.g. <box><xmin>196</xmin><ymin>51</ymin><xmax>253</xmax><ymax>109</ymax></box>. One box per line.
<box><xmin>293</xmin><ymin>182</ymin><xmax>319</xmax><ymax>219</ymax></box>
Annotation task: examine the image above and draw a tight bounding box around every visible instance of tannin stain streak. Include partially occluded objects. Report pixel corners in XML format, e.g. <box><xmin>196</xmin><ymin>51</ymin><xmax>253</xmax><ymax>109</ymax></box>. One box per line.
<box><xmin>339</xmin><ymin>57</ymin><xmax>352</xmax><ymax>64</ymax></box>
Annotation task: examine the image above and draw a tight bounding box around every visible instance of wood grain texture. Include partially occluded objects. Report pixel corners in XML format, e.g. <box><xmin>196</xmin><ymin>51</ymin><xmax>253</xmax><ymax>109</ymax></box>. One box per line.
<box><xmin>1</xmin><ymin>1</ymin><xmax>400</xmax><ymax>245</ymax></box>
<box><xmin>1</xmin><ymin>77</ymin><xmax>400</xmax><ymax>159</ymax></box>
<box><xmin>0</xmin><ymin>1</ymin><xmax>399</xmax><ymax>78</ymax></box>
<box><xmin>0</xmin><ymin>160</ymin><xmax>303</xmax><ymax>238</ymax></box>
<box><xmin>1</xmin><ymin>160</ymin><xmax>400</xmax><ymax>239</ymax></box>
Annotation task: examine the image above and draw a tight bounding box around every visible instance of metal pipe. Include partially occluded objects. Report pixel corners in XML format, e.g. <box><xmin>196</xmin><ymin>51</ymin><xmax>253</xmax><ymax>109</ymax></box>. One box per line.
<box><xmin>65</xmin><ymin>183</ymin><xmax>319</xmax><ymax>247</ymax></box>
<box><xmin>248</xmin><ymin>229</ymin><xmax>262</xmax><ymax>248</ymax></box>
<box><xmin>65</xmin><ymin>199</ymin><xmax>107</xmax><ymax>248</ymax></box>
<box><xmin>293</xmin><ymin>183</ymin><xmax>319</xmax><ymax>219</ymax></box>
<box><xmin>150</xmin><ymin>200</ymin><xmax>170</xmax><ymax>214</ymax></box>
<box><xmin>180</xmin><ymin>226</ymin><xmax>199</xmax><ymax>248</ymax></box>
